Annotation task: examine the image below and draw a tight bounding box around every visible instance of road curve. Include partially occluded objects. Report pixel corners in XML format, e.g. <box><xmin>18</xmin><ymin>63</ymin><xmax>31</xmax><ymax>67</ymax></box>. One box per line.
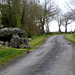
<box><xmin>0</xmin><ymin>35</ymin><xmax>75</xmax><ymax>75</ymax></box>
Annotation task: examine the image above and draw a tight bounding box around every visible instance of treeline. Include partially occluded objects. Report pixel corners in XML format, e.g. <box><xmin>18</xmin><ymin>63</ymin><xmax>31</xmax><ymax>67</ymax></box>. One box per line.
<box><xmin>0</xmin><ymin>0</ymin><xmax>43</xmax><ymax>37</ymax></box>
<box><xmin>55</xmin><ymin>0</ymin><xmax>75</xmax><ymax>33</ymax></box>
<box><xmin>0</xmin><ymin>0</ymin><xmax>58</xmax><ymax>37</ymax></box>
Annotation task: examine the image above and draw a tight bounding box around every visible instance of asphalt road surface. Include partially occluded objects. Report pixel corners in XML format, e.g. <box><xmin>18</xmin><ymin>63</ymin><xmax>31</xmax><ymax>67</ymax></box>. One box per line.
<box><xmin>0</xmin><ymin>35</ymin><xmax>75</xmax><ymax>75</ymax></box>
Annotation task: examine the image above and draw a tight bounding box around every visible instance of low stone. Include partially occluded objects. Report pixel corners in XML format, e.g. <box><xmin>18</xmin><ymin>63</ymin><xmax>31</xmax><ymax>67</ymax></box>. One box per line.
<box><xmin>9</xmin><ymin>34</ymin><xmax>21</xmax><ymax>48</ymax></box>
<box><xmin>0</xmin><ymin>41</ymin><xmax>4</xmax><ymax>45</ymax></box>
<box><xmin>19</xmin><ymin>44</ymin><xmax>29</xmax><ymax>48</ymax></box>
<box><xmin>0</xmin><ymin>28</ymin><xmax>30</xmax><ymax>48</ymax></box>
<box><xmin>5</xmin><ymin>41</ymin><xmax>9</xmax><ymax>46</ymax></box>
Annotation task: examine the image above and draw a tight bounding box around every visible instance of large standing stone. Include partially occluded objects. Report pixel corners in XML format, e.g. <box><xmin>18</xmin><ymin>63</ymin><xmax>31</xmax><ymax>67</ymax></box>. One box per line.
<box><xmin>9</xmin><ymin>34</ymin><xmax>21</xmax><ymax>48</ymax></box>
<box><xmin>0</xmin><ymin>28</ymin><xmax>30</xmax><ymax>48</ymax></box>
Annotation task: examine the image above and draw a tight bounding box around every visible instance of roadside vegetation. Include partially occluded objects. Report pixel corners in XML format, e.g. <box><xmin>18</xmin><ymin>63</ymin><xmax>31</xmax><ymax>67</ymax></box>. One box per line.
<box><xmin>65</xmin><ymin>33</ymin><xmax>75</xmax><ymax>43</ymax></box>
<box><xmin>30</xmin><ymin>35</ymin><xmax>51</xmax><ymax>48</ymax></box>
<box><xmin>0</xmin><ymin>34</ymin><xmax>50</xmax><ymax>67</ymax></box>
<box><xmin>0</xmin><ymin>47</ymin><xmax>25</xmax><ymax>67</ymax></box>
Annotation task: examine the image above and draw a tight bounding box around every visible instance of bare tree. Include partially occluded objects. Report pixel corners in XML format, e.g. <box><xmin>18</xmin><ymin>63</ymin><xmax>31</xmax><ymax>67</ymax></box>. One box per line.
<box><xmin>71</xmin><ymin>0</ymin><xmax>75</xmax><ymax>7</ymax></box>
<box><xmin>40</xmin><ymin>0</ymin><xmax>58</xmax><ymax>34</ymax></box>
<box><xmin>55</xmin><ymin>8</ymin><xmax>63</xmax><ymax>33</ymax></box>
<box><xmin>62</xmin><ymin>12</ymin><xmax>73</xmax><ymax>33</ymax></box>
<box><xmin>65</xmin><ymin>0</ymin><xmax>75</xmax><ymax>20</ymax></box>
<box><xmin>57</xmin><ymin>15</ymin><xmax>63</xmax><ymax>33</ymax></box>
<box><xmin>70</xmin><ymin>0</ymin><xmax>75</xmax><ymax>20</ymax></box>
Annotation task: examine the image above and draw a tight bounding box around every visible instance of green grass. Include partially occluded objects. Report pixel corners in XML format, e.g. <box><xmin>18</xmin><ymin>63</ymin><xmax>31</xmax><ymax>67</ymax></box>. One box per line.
<box><xmin>72</xmin><ymin>33</ymin><xmax>75</xmax><ymax>38</ymax></box>
<box><xmin>52</xmin><ymin>33</ymin><xmax>68</xmax><ymax>36</ymax></box>
<box><xmin>0</xmin><ymin>34</ymin><xmax>50</xmax><ymax>67</ymax></box>
<box><xmin>65</xmin><ymin>34</ymin><xmax>75</xmax><ymax>43</ymax></box>
<box><xmin>0</xmin><ymin>47</ymin><xmax>25</xmax><ymax>66</ymax></box>
<box><xmin>30</xmin><ymin>35</ymin><xmax>50</xmax><ymax>48</ymax></box>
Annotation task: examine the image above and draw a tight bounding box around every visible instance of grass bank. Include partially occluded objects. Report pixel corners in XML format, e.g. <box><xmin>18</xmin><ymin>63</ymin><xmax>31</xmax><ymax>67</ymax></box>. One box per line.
<box><xmin>0</xmin><ymin>35</ymin><xmax>50</xmax><ymax>67</ymax></box>
<box><xmin>30</xmin><ymin>35</ymin><xmax>50</xmax><ymax>48</ymax></box>
<box><xmin>65</xmin><ymin>33</ymin><xmax>75</xmax><ymax>43</ymax></box>
<box><xmin>0</xmin><ymin>47</ymin><xmax>25</xmax><ymax>67</ymax></box>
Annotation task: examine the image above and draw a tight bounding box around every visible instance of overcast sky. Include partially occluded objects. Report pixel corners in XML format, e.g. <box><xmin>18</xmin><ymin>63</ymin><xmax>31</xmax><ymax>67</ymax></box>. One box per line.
<box><xmin>53</xmin><ymin>0</ymin><xmax>75</xmax><ymax>32</ymax></box>
<box><xmin>41</xmin><ymin>0</ymin><xmax>75</xmax><ymax>32</ymax></box>
<box><xmin>41</xmin><ymin>0</ymin><xmax>71</xmax><ymax>12</ymax></box>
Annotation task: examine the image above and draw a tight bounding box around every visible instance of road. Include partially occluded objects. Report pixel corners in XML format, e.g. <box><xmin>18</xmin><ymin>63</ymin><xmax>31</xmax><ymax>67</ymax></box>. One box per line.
<box><xmin>0</xmin><ymin>35</ymin><xmax>75</xmax><ymax>75</ymax></box>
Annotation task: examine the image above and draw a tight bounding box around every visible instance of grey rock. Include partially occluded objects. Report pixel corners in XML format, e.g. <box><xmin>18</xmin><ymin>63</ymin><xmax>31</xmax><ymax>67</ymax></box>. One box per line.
<box><xmin>0</xmin><ymin>41</ymin><xmax>4</xmax><ymax>45</ymax></box>
<box><xmin>0</xmin><ymin>28</ymin><xmax>30</xmax><ymax>48</ymax></box>
<box><xmin>5</xmin><ymin>41</ymin><xmax>9</xmax><ymax>46</ymax></box>
<box><xmin>19</xmin><ymin>44</ymin><xmax>29</xmax><ymax>48</ymax></box>
<box><xmin>9</xmin><ymin>34</ymin><xmax>20</xmax><ymax>48</ymax></box>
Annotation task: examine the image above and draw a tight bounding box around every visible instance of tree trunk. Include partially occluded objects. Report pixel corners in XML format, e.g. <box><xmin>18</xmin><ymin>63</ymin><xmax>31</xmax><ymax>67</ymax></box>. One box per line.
<box><xmin>46</xmin><ymin>23</ymin><xmax>50</xmax><ymax>33</ymax></box>
<box><xmin>59</xmin><ymin>24</ymin><xmax>61</xmax><ymax>33</ymax></box>
<box><xmin>65</xmin><ymin>25</ymin><xmax>67</xmax><ymax>33</ymax></box>
<box><xmin>40</xmin><ymin>18</ymin><xmax>45</xmax><ymax>34</ymax></box>
<box><xmin>41</xmin><ymin>24</ymin><xmax>44</xmax><ymax>34</ymax></box>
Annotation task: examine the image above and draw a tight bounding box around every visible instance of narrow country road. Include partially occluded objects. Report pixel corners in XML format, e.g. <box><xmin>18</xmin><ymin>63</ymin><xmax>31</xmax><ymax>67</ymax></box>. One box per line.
<box><xmin>0</xmin><ymin>35</ymin><xmax>75</xmax><ymax>75</ymax></box>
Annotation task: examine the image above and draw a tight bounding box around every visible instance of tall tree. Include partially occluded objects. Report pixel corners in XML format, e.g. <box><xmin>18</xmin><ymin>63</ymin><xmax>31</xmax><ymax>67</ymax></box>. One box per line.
<box><xmin>62</xmin><ymin>12</ymin><xmax>73</xmax><ymax>33</ymax></box>
<box><xmin>55</xmin><ymin>9</ymin><xmax>64</xmax><ymax>33</ymax></box>
<box><xmin>40</xmin><ymin>0</ymin><xmax>58</xmax><ymax>34</ymax></box>
<box><xmin>66</xmin><ymin>0</ymin><xmax>75</xmax><ymax>20</ymax></box>
<box><xmin>57</xmin><ymin>15</ymin><xmax>62</xmax><ymax>33</ymax></box>
<box><xmin>20</xmin><ymin>0</ymin><xmax>43</xmax><ymax>37</ymax></box>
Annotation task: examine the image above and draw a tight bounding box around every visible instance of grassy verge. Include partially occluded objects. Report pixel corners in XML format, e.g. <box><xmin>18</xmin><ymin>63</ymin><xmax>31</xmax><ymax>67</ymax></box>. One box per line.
<box><xmin>0</xmin><ymin>47</ymin><xmax>25</xmax><ymax>67</ymax></box>
<box><xmin>30</xmin><ymin>35</ymin><xmax>50</xmax><ymax>48</ymax></box>
<box><xmin>0</xmin><ymin>35</ymin><xmax>50</xmax><ymax>67</ymax></box>
<box><xmin>52</xmin><ymin>33</ymin><xmax>68</xmax><ymax>36</ymax></box>
<box><xmin>65</xmin><ymin>34</ymin><xmax>75</xmax><ymax>43</ymax></box>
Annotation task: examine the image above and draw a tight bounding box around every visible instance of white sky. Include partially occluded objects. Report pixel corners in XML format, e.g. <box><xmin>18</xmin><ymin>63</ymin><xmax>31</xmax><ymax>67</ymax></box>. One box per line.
<box><xmin>53</xmin><ymin>0</ymin><xmax>71</xmax><ymax>13</ymax></box>
<box><xmin>48</xmin><ymin>21</ymin><xmax>75</xmax><ymax>32</ymax></box>
<box><xmin>52</xmin><ymin>0</ymin><xmax>75</xmax><ymax>32</ymax></box>
<box><xmin>41</xmin><ymin>0</ymin><xmax>75</xmax><ymax>32</ymax></box>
